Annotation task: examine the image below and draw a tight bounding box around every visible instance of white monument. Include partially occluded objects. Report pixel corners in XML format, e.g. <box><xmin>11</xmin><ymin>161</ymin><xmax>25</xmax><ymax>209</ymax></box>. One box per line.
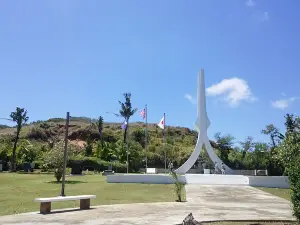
<box><xmin>175</xmin><ymin>69</ymin><xmax>234</xmax><ymax>175</ymax></box>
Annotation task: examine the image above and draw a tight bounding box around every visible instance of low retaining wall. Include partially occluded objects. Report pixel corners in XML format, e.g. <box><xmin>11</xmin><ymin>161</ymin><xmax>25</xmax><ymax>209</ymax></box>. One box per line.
<box><xmin>247</xmin><ymin>176</ymin><xmax>290</xmax><ymax>188</ymax></box>
<box><xmin>106</xmin><ymin>174</ymin><xmax>186</xmax><ymax>184</ymax></box>
<box><xmin>106</xmin><ymin>174</ymin><xmax>290</xmax><ymax>188</ymax></box>
<box><xmin>185</xmin><ymin>174</ymin><xmax>249</xmax><ymax>185</ymax></box>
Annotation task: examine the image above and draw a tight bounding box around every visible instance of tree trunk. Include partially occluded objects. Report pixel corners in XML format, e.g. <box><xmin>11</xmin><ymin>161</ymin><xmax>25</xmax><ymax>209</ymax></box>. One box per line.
<box><xmin>10</xmin><ymin>130</ymin><xmax>20</xmax><ymax>172</ymax></box>
<box><xmin>99</xmin><ymin>130</ymin><xmax>103</xmax><ymax>148</ymax></box>
<box><xmin>123</xmin><ymin>127</ymin><xmax>128</xmax><ymax>144</ymax></box>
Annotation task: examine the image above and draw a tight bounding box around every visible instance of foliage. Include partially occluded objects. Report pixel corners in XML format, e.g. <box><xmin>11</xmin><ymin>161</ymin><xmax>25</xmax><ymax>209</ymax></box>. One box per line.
<box><xmin>214</xmin><ymin>132</ymin><xmax>235</xmax><ymax>164</ymax></box>
<box><xmin>27</xmin><ymin>127</ymin><xmax>49</xmax><ymax>141</ymax></box>
<box><xmin>118</xmin><ymin>92</ymin><xmax>138</xmax><ymax>144</ymax></box>
<box><xmin>131</xmin><ymin>128</ymin><xmax>146</xmax><ymax>147</ymax></box>
<box><xmin>169</xmin><ymin>170</ymin><xmax>185</xmax><ymax>202</ymax></box>
<box><xmin>0</xmin><ymin>124</ymin><xmax>10</xmax><ymax>129</ymax></box>
<box><xmin>1</xmin><ymin>107</ymin><xmax>299</xmax><ymax>175</ymax></box>
<box><xmin>284</xmin><ymin>114</ymin><xmax>300</xmax><ymax>135</ymax></box>
<box><xmin>261</xmin><ymin>124</ymin><xmax>285</xmax><ymax>175</ymax></box>
<box><xmin>261</xmin><ymin>124</ymin><xmax>284</xmax><ymax>148</ymax></box>
<box><xmin>16</xmin><ymin>140</ymin><xmax>36</xmax><ymax>164</ymax></box>
<box><xmin>9</xmin><ymin>107</ymin><xmax>29</xmax><ymax>172</ymax></box>
<box><xmin>276</xmin><ymin>132</ymin><xmax>300</xmax><ymax>221</ymax></box>
<box><xmin>68</xmin><ymin>156</ymin><xmax>127</xmax><ymax>173</ymax></box>
<box><xmin>39</xmin><ymin>122</ymin><xmax>50</xmax><ymax>130</ymax></box>
<box><xmin>239</xmin><ymin>136</ymin><xmax>254</xmax><ymax>160</ymax></box>
<box><xmin>84</xmin><ymin>138</ymin><xmax>93</xmax><ymax>156</ymax></box>
<box><xmin>41</xmin><ymin>141</ymin><xmax>66</xmax><ymax>181</ymax></box>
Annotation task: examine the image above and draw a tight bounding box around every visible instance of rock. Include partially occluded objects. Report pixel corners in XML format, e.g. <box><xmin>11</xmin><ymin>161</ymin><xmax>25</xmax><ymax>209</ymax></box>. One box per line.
<box><xmin>182</xmin><ymin>213</ymin><xmax>202</xmax><ymax>225</ymax></box>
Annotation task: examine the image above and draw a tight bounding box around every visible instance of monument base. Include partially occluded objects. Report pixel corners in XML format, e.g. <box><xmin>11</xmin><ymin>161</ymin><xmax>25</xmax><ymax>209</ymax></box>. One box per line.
<box><xmin>106</xmin><ymin>173</ymin><xmax>186</xmax><ymax>184</ymax></box>
<box><xmin>106</xmin><ymin>173</ymin><xmax>290</xmax><ymax>188</ymax></box>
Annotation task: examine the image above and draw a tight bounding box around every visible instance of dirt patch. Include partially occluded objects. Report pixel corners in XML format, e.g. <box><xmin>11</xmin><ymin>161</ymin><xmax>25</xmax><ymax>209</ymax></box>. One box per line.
<box><xmin>70</xmin><ymin>140</ymin><xmax>86</xmax><ymax>148</ymax></box>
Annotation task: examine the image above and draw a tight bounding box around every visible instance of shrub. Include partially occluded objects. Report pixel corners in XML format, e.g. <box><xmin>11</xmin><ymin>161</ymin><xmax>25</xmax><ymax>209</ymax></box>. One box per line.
<box><xmin>42</xmin><ymin>141</ymin><xmax>66</xmax><ymax>182</ymax></box>
<box><xmin>277</xmin><ymin>132</ymin><xmax>300</xmax><ymax>221</ymax></box>
<box><xmin>68</xmin><ymin>128</ymin><xmax>99</xmax><ymax>141</ymax></box>
<box><xmin>68</xmin><ymin>157</ymin><xmax>127</xmax><ymax>173</ymax></box>
<box><xmin>27</xmin><ymin>127</ymin><xmax>49</xmax><ymax>141</ymax></box>
<box><xmin>54</xmin><ymin>168</ymin><xmax>63</xmax><ymax>182</ymax></box>
<box><xmin>169</xmin><ymin>170</ymin><xmax>185</xmax><ymax>202</ymax></box>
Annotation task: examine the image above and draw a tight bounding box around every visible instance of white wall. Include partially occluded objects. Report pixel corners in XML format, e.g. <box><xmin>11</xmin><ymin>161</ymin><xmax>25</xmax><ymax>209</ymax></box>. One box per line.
<box><xmin>106</xmin><ymin>174</ymin><xmax>186</xmax><ymax>184</ymax></box>
<box><xmin>248</xmin><ymin>176</ymin><xmax>290</xmax><ymax>188</ymax></box>
<box><xmin>185</xmin><ymin>174</ymin><xmax>249</xmax><ymax>185</ymax></box>
<box><xmin>106</xmin><ymin>174</ymin><xmax>290</xmax><ymax>189</ymax></box>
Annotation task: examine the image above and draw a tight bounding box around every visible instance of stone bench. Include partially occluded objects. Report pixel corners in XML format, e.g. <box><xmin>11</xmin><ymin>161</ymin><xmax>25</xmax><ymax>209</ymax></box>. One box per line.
<box><xmin>34</xmin><ymin>195</ymin><xmax>96</xmax><ymax>214</ymax></box>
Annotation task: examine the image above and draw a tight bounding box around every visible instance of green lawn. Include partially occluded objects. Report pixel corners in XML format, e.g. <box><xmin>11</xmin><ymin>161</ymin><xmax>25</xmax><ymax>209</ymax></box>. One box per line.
<box><xmin>0</xmin><ymin>173</ymin><xmax>182</xmax><ymax>216</ymax></box>
<box><xmin>257</xmin><ymin>187</ymin><xmax>291</xmax><ymax>201</ymax></box>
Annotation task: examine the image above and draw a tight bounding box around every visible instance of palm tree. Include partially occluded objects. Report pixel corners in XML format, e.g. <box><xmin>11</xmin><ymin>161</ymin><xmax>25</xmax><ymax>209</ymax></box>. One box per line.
<box><xmin>10</xmin><ymin>107</ymin><xmax>29</xmax><ymax>172</ymax></box>
<box><xmin>118</xmin><ymin>93</ymin><xmax>137</xmax><ymax>144</ymax></box>
<box><xmin>96</xmin><ymin>116</ymin><xmax>104</xmax><ymax>147</ymax></box>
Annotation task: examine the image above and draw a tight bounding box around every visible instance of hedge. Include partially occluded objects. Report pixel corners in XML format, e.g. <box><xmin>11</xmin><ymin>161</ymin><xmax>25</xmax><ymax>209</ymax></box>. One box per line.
<box><xmin>68</xmin><ymin>157</ymin><xmax>127</xmax><ymax>173</ymax></box>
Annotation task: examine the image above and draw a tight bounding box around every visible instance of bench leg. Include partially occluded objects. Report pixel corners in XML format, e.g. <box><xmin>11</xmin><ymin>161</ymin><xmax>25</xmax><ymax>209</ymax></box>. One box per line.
<box><xmin>80</xmin><ymin>199</ymin><xmax>90</xmax><ymax>210</ymax></box>
<box><xmin>40</xmin><ymin>202</ymin><xmax>51</xmax><ymax>214</ymax></box>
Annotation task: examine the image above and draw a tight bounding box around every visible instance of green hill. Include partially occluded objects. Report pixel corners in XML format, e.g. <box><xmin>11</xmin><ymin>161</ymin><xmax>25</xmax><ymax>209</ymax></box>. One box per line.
<box><xmin>0</xmin><ymin>117</ymin><xmax>216</xmax><ymax>172</ymax></box>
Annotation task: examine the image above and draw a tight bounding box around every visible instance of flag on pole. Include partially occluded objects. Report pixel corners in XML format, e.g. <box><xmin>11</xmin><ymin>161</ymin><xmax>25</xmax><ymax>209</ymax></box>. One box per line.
<box><xmin>140</xmin><ymin>108</ymin><xmax>146</xmax><ymax>119</ymax></box>
<box><xmin>121</xmin><ymin>120</ymin><xmax>128</xmax><ymax>130</ymax></box>
<box><xmin>157</xmin><ymin>116</ymin><xmax>165</xmax><ymax>129</ymax></box>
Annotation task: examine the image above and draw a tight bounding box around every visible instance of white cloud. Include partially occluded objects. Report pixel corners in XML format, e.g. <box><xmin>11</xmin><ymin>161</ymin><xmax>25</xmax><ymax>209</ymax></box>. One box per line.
<box><xmin>184</xmin><ymin>78</ymin><xmax>256</xmax><ymax>107</ymax></box>
<box><xmin>206</xmin><ymin>77</ymin><xmax>256</xmax><ymax>107</ymax></box>
<box><xmin>271</xmin><ymin>97</ymin><xmax>298</xmax><ymax>110</ymax></box>
<box><xmin>245</xmin><ymin>0</ymin><xmax>256</xmax><ymax>7</ymax></box>
<box><xmin>184</xmin><ymin>94</ymin><xmax>196</xmax><ymax>104</ymax></box>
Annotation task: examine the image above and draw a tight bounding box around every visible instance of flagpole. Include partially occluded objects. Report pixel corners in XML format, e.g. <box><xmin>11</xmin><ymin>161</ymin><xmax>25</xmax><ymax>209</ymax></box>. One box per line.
<box><xmin>163</xmin><ymin>113</ymin><xmax>166</xmax><ymax>173</ymax></box>
<box><xmin>145</xmin><ymin>104</ymin><xmax>148</xmax><ymax>173</ymax></box>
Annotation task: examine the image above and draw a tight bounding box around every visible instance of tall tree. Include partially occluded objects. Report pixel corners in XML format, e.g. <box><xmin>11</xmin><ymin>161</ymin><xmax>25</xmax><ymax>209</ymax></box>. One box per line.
<box><xmin>240</xmin><ymin>136</ymin><xmax>254</xmax><ymax>160</ymax></box>
<box><xmin>10</xmin><ymin>107</ymin><xmax>29</xmax><ymax>172</ymax></box>
<box><xmin>96</xmin><ymin>116</ymin><xmax>104</xmax><ymax>147</ymax></box>
<box><xmin>276</xmin><ymin>131</ymin><xmax>300</xmax><ymax>220</ymax></box>
<box><xmin>214</xmin><ymin>132</ymin><xmax>235</xmax><ymax>163</ymax></box>
<box><xmin>261</xmin><ymin>124</ymin><xmax>284</xmax><ymax>149</ymax></box>
<box><xmin>261</xmin><ymin>124</ymin><xmax>284</xmax><ymax>176</ymax></box>
<box><xmin>118</xmin><ymin>93</ymin><xmax>137</xmax><ymax>144</ymax></box>
<box><xmin>284</xmin><ymin>113</ymin><xmax>300</xmax><ymax>135</ymax></box>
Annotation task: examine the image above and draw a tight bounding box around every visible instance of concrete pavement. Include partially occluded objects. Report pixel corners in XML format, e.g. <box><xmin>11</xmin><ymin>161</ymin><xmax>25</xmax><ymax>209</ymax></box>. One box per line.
<box><xmin>0</xmin><ymin>185</ymin><xmax>295</xmax><ymax>225</ymax></box>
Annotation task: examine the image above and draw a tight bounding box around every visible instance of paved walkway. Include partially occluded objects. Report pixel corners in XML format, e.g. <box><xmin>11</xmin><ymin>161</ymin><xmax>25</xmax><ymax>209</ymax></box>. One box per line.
<box><xmin>0</xmin><ymin>185</ymin><xmax>294</xmax><ymax>225</ymax></box>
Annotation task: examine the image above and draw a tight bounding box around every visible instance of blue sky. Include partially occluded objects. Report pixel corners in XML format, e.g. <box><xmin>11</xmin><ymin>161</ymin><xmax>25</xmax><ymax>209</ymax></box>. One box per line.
<box><xmin>0</xmin><ymin>0</ymin><xmax>299</xmax><ymax>144</ymax></box>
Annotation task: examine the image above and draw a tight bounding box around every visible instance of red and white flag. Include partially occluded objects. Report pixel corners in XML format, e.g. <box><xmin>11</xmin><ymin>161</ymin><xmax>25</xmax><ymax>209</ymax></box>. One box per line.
<box><xmin>157</xmin><ymin>116</ymin><xmax>165</xmax><ymax>129</ymax></box>
<box><xmin>140</xmin><ymin>109</ymin><xmax>146</xmax><ymax>119</ymax></box>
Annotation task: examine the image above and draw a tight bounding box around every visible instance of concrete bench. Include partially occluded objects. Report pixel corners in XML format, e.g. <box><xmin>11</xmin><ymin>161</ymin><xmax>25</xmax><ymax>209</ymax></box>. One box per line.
<box><xmin>34</xmin><ymin>195</ymin><xmax>96</xmax><ymax>214</ymax></box>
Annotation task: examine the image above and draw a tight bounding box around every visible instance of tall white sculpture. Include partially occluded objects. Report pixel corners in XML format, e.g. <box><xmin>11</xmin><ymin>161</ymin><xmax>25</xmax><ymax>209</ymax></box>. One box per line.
<box><xmin>175</xmin><ymin>69</ymin><xmax>233</xmax><ymax>174</ymax></box>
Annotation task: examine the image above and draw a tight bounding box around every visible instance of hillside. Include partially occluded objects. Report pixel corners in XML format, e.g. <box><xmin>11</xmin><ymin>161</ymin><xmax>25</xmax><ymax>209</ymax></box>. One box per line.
<box><xmin>0</xmin><ymin>117</ymin><xmax>217</xmax><ymax>171</ymax></box>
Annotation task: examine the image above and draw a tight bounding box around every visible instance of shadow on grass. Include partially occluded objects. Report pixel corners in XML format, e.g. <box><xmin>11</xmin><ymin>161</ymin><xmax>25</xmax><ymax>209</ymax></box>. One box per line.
<box><xmin>40</xmin><ymin>207</ymin><xmax>95</xmax><ymax>215</ymax></box>
<box><xmin>46</xmin><ymin>180</ymin><xmax>87</xmax><ymax>184</ymax></box>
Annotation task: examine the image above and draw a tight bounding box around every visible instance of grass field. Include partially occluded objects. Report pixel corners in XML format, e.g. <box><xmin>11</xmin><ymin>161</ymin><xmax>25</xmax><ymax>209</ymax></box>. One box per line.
<box><xmin>257</xmin><ymin>187</ymin><xmax>291</xmax><ymax>201</ymax></box>
<box><xmin>0</xmin><ymin>173</ymin><xmax>182</xmax><ymax>216</ymax></box>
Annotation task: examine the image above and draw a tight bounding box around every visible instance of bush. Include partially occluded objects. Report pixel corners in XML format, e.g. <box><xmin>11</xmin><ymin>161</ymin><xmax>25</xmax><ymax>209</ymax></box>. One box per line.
<box><xmin>41</xmin><ymin>141</ymin><xmax>66</xmax><ymax>181</ymax></box>
<box><xmin>68</xmin><ymin>157</ymin><xmax>127</xmax><ymax>173</ymax></box>
<box><xmin>54</xmin><ymin>168</ymin><xmax>63</xmax><ymax>182</ymax></box>
<box><xmin>68</xmin><ymin>128</ymin><xmax>100</xmax><ymax>141</ymax></box>
<box><xmin>169</xmin><ymin>170</ymin><xmax>185</xmax><ymax>202</ymax></box>
<box><xmin>27</xmin><ymin>127</ymin><xmax>49</xmax><ymax>141</ymax></box>
<box><xmin>277</xmin><ymin>132</ymin><xmax>300</xmax><ymax>221</ymax></box>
